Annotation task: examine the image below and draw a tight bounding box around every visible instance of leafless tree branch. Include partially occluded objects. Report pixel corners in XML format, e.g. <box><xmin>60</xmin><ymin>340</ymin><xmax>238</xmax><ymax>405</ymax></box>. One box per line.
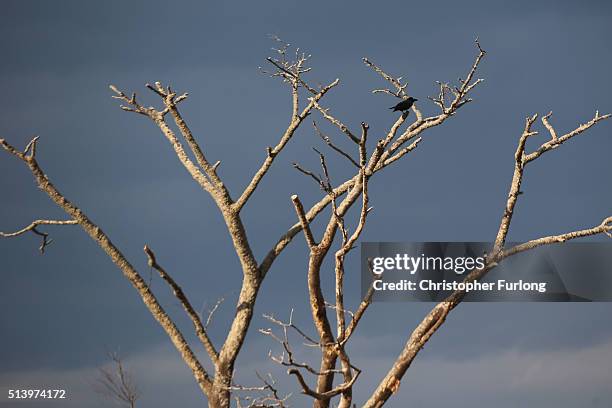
<box><xmin>361</xmin><ymin>105</ymin><xmax>610</xmax><ymax>408</ymax></box>
<box><xmin>313</xmin><ymin>121</ymin><xmax>360</xmax><ymax>168</ymax></box>
<box><xmin>494</xmin><ymin>110</ymin><xmax>610</xmax><ymax>251</ymax></box>
<box><xmin>502</xmin><ymin>216</ymin><xmax>612</xmax><ymax>258</ymax></box>
<box><xmin>144</xmin><ymin>245</ymin><xmax>218</xmax><ymax>362</ymax></box>
<box><xmin>259</xmin><ymin>40</ymin><xmax>487</xmax><ymax>282</ymax></box>
<box><xmin>0</xmin><ymin>218</ymin><xmax>77</xmax><ymax>254</ymax></box>
<box><xmin>203</xmin><ymin>296</ymin><xmax>225</xmax><ymax>329</ymax></box>
<box><xmin>95</xmin><ymin>352</ymin><xmax>140</xmax><ymax>408</ymax></box>
<box><xmin>232</xmin><ymin>371</ymin><xmax>290</xmax><ymax>408</ymax></box>
<box><xmin>6</xmin><ymin>37</ymin><xmax>608</xmax><ymax>408</ymax></box>
<box><xmin>291</xmin><ymin>195</ymin><xmax>317</xmax><ymax>248</ymax></box>
<box><xmin>310</xmin><ymin>99</ymin><xmax>360</xmax><ymax>144</ymax></box>
<box><xmin>235</xmin><ymin>68</ymin><xmax>339</xmax><ymax>211</ymax></box>
<box><xmin>0</xmin><ymin>137</ymin><xmax>214</xmax><ymax>396</ymax></box>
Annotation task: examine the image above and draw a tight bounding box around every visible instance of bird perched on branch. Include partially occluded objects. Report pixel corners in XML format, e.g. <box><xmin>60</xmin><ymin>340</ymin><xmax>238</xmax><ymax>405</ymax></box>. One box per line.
<box><xmin>390</xmin><ymin>97</ymin><xmax>418</xmax><ymax>112</ymax></box>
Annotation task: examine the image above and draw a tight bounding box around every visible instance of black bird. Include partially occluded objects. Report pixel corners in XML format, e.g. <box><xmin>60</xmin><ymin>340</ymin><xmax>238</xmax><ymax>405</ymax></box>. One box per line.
<box><xmin>390</xmin><ymin>97</ymin><xmax>418</xmax><ymax>112</ymax></box>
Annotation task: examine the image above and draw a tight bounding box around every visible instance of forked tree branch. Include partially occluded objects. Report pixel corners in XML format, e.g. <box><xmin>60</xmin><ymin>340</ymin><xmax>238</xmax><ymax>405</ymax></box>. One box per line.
<box><xmin>9</xmin><ymin>38</ymin><xmax>600</xmax><ymax>408</ymax></box>
<box><xmin>362</xmin><ymin>214</ymin><xmax>611</xmax><ymax>408</ymax></box>
<box><xmin>259</xmin><ymin>40</ymin><xmax>487</xmax><ymax>280</ymax></box>
<box><xmin>524</xmin><ymin>110</ymin><xmax>610</xmax><ymax>163</ymax></box>
<box><xmin>95</xmin><ymin>352</ymin><xmax>140</xmax><ymax>408</ymax></box>
<box><xmin>335</xmin><ymin>172</ymin><xmax>370</xmax><ymax>342</ymax></box>
<box><xmin>0</xmin><ymin>137</ymin><xmax>214</xmax><ymax>396</ymax></box>
<box><xmin>288</xmin><ymin>123</ymin><xmax>376</xmax><ymax>407</ymax></box>
<box><xmin>313</xmin><ymin>121</ymin><xmax>360</xmax><ymax>168</ymax></box>
<box><xmin>494</xmin><ymin>110</ymin><xmax>610</xmax><ymax>251</ymax></box>
<box><xmin>362</xmin><ymin>56</ymin><xmax>423</xmax><ymax>123</ymax></box>
<box><xmin>501</xmin><ymin>216</ymin><xmax>612</xmax><ymax>258</ymax></box>
<box><xmin>361</xmin><ymin>109</ymin><xmax>610</xmax><ymax>408</ymax></box>
<box><xmin>111</xmin><ymin>78</ymin><xmax>266</xmax><ymax>403</ymax></box>
<box><xmin>252</xmin><ymin>44</ymin><xmax>488</xmax><ymax>406</ymax></box>
<box><xmin>235</xmin><ymin>78</ymin><xmax>339</xmax><ymax>211</ymax></box>
<box><xmin>232</xmin><ymin>371</ymin><xmax>290</xmax><ymax>408</ymax></box>
<box><xmin>259</xmin><ymin>311</ymin><xmax>360</xmax><ymax>405</ymax></box>
<box><xmin>288</xmin><ymin>367</ymin><xmax>359</xmax><ymax>401</ymax></box>
<box><xmin>3</xmin><ymin>40</ymin><xmax>488</xmax><ymax>408</ymax></box>
<box><xmin>0</xmin><ymin>218</ymin><xmax>78</xmax><ymax>237</ymax></box>
<box><xmin>110</xmin><ymin>83</ymin><xmax>227</xmax><ymax>201</ymax></box>
<box><xmin>310</xmin><ymin>99</ymin><xmax>360</xmax><ymax>144</ymax></box>
<box><xmin>144</xmin><ymin>245</ymin><xmax>219</xmax><ymax>362</ymax></box>
<box><xmin>0</xmin><ymin>218</ymin><xmax>77</xmax><ymax>253</ymax></box>
<box><xmin>362</xmin><ymin>57</ymin><xmax>408</xmax><ymax>98</ymax></box>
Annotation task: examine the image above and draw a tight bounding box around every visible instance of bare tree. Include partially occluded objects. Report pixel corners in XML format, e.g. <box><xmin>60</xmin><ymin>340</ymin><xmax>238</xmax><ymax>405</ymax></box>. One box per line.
<box><xmin>95</xmin><ymin>352</ymin><xmax>140</xmax><ymax>408</ymax></box>
<box><xmin>1</xmin><ymin>38</ymin><xmax>610</xmax><ymax>408</ymax></box>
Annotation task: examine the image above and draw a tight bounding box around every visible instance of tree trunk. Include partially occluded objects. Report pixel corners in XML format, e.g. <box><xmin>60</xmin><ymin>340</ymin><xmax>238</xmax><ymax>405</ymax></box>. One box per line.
<box><xmin>208</xmin><ymin>373</ymin><xmax>231</xmax><ymax>408</ymax></box>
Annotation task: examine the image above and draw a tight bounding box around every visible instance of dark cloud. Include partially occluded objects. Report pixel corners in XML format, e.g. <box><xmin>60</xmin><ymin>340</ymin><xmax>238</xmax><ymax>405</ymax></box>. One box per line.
<box><xmin>1</xmin><ymin>0</ymin><xmax>611</xmax><ymax>406</ymax></box>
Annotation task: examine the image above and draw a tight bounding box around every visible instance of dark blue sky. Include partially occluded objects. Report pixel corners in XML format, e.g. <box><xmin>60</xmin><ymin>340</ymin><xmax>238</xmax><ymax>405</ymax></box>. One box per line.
<box><xmin>1</xmin><ymin>1</ymin><xmax>611</xmax><ymax>407</ymax></box>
